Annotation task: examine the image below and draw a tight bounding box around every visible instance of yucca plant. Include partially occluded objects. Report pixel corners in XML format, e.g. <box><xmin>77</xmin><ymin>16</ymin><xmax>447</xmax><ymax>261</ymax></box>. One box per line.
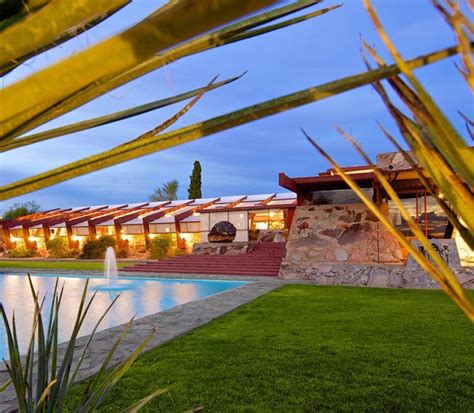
<box><xmin>304</xmin><ymin>0</ymin><xmax>474</xmax><ymax>320</ymax></box>
<box><xmin>0</xmin><ymin>274</ymin><xmax>167</xmax><ymax>411</ymax></box>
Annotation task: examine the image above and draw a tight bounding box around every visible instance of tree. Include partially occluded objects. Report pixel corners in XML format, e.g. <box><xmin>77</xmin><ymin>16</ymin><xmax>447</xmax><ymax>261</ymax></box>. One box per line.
<box><xmin>149</xmin><ymin>180</ymin><xmax>179</xmax><ymax>201</ymax></box>
<box><xmin>3</xmin><ymin>200</ymin><xmax>40</xmax><ymax>219</ymax></box>
<box><xmin>187</xmin><ymin>160</ymin><xmax>202</xmax><ymax>199</ymax></box>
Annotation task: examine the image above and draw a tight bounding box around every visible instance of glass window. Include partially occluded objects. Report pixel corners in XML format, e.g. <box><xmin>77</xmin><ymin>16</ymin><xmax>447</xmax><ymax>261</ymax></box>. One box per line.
<box><xmin>149</xmin><ymin>223</ymin><xmax>176</xmax><ymax>233</ymax></box>
<box><xmin>200</xmin><ymin>213</ymin><xmax>210</xmax><ymax>231</ymax></box>
<box><xmin>9</xmin><ymin>229</ymin><xmax>24</xmax><ymax>238</ymax></box>
<box><xmin>388</xmin><ymin>195</ymin><xmax>448</xmax><ymax>239</ymax></box>
<box><xmin>122</xmin><ymin>224</ymin><xmax>144</xmax><ymax>235</ymax></box>
<box><xmin>229</xmin><ymin>211</ymin><xmax>248</xmax><ymax>230</ymax></box>
<box><xmin>72</xmin><ymin>227</ymin><xmax>89</xmax><ymax>236</ymax></box>
<box><xmin>180</xmin><ymin>222</ymin><xmax>200</xmax><ymax>233</ymax></box>
<box><xmin>50</xmin><ymin>227</ymin><xmax>66</xmax><ymax>237</ymax></box>
<box><xmin>29</xmin><ymin>228</ymin><xmax>44</xmax><ymax>237</ymax></box>
<box><xmin>209</xmin><ymin>212</ymin><xmax>228</xmax><ymax>228</ymax></box>
<box><xmin>96</xmin><ymin>225</ymin><xmax>115</xmax><ymax>236</ymax></box>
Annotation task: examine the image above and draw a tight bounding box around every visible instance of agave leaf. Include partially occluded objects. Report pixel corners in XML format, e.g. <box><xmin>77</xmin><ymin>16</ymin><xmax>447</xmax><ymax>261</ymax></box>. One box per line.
<box><xmin>228</xmin><ymin>3</ymin><xmax>342</xmax><ymax>44</ymax></box>
<box><xmin>303</xmin><ymin>130</ymin><xmax>474</xmax><ymax>320</ymax></box>
<box><xmin>0</xmin><ymin>379</ymin><xmax>12</xmax><ymax>392</ymax></box>
<box><xmin>335</xmin><ymin>127</ymin><xmax>470</xmax><ymax>292</ymax></box>
<box><xmin>0</xmin><ymin>0</ymin><xmax>276</xmax><ymax>139</ymax></box>
<box><xmin>68</xmin><ymin>293</ymin><xmax>122</xmax><ymax>387</ymax></box>
<box><xmin>0</xmin><ymin>0</ymin><xmax>131</xmax><ymax>76</ymax></box>
<box><xmin>121</xmin><ymin>387</ymin><xmax>170</xmax><ymax>413</ymax></box>
<box><xmin>80</xmin><ymin>327</ymin><xmax>157</xmax><ymax>410</ymax></box>
<box><xmin>121</xmin><ymin>74</ymin><xmax>220</xmax><ymax>147</ymax></box>
<box><xmin>363</xmin><ymin>0</ymin><xmax>474</xmax><ymax>186</ymax></box>
<box><xmin>0</xmin><ymin>0</ymin><xmax>51</xmax><ymax>32</ymax></box>
<box><xmin>432</xmin><ymin>0</ymin><xmax>473</xmax><ymax>89</ymax></box>
<box><xmin>0</xmin><ymin>73</ymin><xmax>244</xmax><ymax>152</ymax></box>
<box><xmin>34</xmin><ymin>379</ymin><xmax>57</xmax><ymax>412</ymax></box>
<box><xmin>400</xmin><ymin>116</ymin><xmax>474</xmax><ymax>235</ymax></box>
<box><xmin>377</xmin><ymin>122</ymin><xmax>474</xmax><ymax>249</ymax></box>
<box><xmin>363</xmin><ymin>62</ymin><xmax>474</xmax><ymax>248</ymax></box>
<box><xmin>78</xmin><ymin>317</ymin><xmax>135</xmax><ymax>407</ymax></box>
<box><xmin>7</xmin><ymin>0</ymin><xmax>328</xmax><ymax>139</ymax></box>
<box><xmin>0</xmin><ymin>44</ymin><xmax>460</xmax><ymax>200</ymax></box>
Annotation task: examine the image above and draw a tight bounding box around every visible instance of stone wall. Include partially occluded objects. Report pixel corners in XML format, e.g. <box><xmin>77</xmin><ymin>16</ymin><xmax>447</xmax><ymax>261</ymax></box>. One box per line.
<box><xmin>192</xmin><ymin>242</ymin><xmax>255</xmax><ymax>255</ymax></box>
<box><xmin>282</xmin><ymin>204</ymin><xmax>404</xmax><ymax>266</ymax></box>
<box><xmin>279</xmin><ymin>262</ymin><xmax>474</xmax><ymax>289</ymax></box>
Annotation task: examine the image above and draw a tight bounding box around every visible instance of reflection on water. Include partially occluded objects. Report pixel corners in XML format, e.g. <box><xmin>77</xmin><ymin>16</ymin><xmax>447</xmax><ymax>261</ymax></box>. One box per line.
<box><xmin>0</xmin><ymin>274</ymin><xmax>246</xmax><ymax>360</ymax></box>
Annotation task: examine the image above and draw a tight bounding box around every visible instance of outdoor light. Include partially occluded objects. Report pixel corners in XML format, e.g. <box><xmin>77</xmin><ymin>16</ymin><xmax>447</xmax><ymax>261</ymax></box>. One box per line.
<box><xmin>193</xmin><ymin>212</ymin><xmax>201</xmax><ymax>217</ymax></box>
<box><xmin>96</xmin><ymin>235</ymin><xmax>100</xmax><ymax>239</ymax></box>
<box><xmin>71</xmin><ymin>235</ymin><xmax>79</xmax><ymax>241</ymax></box>
<box><xmin>28</xmin><ymin>236</ymin><xmax>34</xmax><ymax>242</ymax></box>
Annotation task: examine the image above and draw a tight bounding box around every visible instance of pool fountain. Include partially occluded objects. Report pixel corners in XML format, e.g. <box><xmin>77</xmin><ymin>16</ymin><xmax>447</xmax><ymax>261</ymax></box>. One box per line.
<box><xmin>104</xmin><ymin>246</ymin><xmax>118</xmax><ymax>287</ymax></box>
<box><xmin>94</xmin><ymin>247</ymin><xmax>130</xmax><ymax>291</ymax></box>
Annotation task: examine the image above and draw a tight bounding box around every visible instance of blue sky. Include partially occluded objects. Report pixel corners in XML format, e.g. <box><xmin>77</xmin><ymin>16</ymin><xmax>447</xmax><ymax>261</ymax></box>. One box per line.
<box><xmin>0</xmin><ymin>0</ymin><xmax>472</xmax><ymax>212</ymax></box>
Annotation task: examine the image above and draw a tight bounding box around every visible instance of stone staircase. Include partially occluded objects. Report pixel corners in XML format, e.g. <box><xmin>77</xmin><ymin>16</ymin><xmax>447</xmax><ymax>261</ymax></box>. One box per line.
<box><xmin>121</xmin><ymin>242</ymin><xmax>286</xmax><ymax>277</ymax></box>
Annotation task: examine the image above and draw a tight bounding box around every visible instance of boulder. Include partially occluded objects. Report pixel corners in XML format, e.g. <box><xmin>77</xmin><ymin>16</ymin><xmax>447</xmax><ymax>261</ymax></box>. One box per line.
<box><xmin>208</xmin><ymin>221</ymin><xmax>237</xmax><ymax>243</ymax></box>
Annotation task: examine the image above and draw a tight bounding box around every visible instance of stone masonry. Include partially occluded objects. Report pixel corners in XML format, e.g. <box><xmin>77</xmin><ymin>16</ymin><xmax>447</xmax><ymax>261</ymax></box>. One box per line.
<box><xmin>282</xmin><ymin>204</ymin><xmax>404</xmax><ymax>265</ymax></box>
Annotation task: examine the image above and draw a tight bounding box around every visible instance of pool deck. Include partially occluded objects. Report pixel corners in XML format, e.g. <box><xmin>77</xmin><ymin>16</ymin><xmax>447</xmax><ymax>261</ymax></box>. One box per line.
<box><xmin>0</xmin><ymin>270</ymin><xmax>287</xmax><ymax>411</ymax></box>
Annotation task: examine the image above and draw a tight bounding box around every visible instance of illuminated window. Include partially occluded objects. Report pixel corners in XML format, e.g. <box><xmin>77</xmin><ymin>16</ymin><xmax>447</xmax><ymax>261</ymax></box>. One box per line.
<box><xmin>9</xmin><ymin>229</ymin><xmax>24</xmax><ymax>238</ymax></box>
<box><xmin>122</xmin><ymin>224</ymin><xmax>144</xmax><ymax>235</ymax></box>
<box><xmin>149</xmin><ymin>223</ymin><xmax>176</xmax><ymax>234</ymax></box>
<box><xmin>180</xmin><ymin>222</ymin><xmax>200</xmax><ymax>233</ymax></box>
<box><xmin>96</xmin><ymin>225</ymin><xmax>115</xmax><ymax>236</ymax></box>
<box><xmin>72</xmin><ymin>227</ymin><xmax>89</xmax><ymax>236</ymax></box>
<box><xmin>28</xmin><ymin>228</ymin><xmax>44</xmax><ymax>237</ymax></box>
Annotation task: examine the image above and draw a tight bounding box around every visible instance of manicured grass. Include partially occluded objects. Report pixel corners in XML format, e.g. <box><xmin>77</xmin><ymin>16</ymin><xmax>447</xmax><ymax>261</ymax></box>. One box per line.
<box><xmin>67</xmin><ymin>285</ymin><xmax>474</xmax><ymax>412</ymax></box>
<box><xmin>0</xmin><ymin>260</ymin><xmax>134</xmax><ymax>271</ymax></box>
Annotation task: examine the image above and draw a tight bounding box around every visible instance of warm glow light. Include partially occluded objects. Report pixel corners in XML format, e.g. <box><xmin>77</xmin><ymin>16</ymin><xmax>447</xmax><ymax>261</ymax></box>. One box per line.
<box><xmin>71</xmin><ymin>235</ymin><xmax>79</xmax><ymax>241</ymax></box>
<box><xmin>96</xmin><ymin>235</ymin><xmax>100</xmax><ymax>239</ymax></box>
<box><xmin>165</xmin><ymin>213</ymin><xmax>172</xmax><ymax>217</ymax></box>
<box><xmin>165</xmin><ymin>227</ymin><xmax>170</xmax><ymax>232</ymax></box>
<box><xmin>193</xmin><ymin>212</ymin><xmax>201</xmax><ymax>217</ymax></box>
<box><xmin>28</xmin><ymin>236</ymin><xmax>35</xmax><ymax>242</ymax></box>
<box><xmin>149</xmin><ymin>234</ymin><xmax>156</xmax><ymax>239</ymax></box>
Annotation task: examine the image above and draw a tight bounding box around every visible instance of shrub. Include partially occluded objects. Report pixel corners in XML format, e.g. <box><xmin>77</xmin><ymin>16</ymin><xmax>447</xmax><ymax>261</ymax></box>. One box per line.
<box><xmin>9</xmin><ymin>241</ymin><xmax>36</xmax><ymax>258</ymax></box>
<box><xmin>116</xmin><ymin>249</ymin><xmax>128</xmax><ymax>259</ymax></box>
<box><xmin>80</xmin><ymin>235</ymin><xmax>116</xmax><ymax>259</ymax></box>
<box><xmin>148</xmin><ymin>235</ymin><xmax>175</xmax><ymax>259</ymax></box>
<box><xmin>46</xmin><ymin>237</ymin><xmax>77</xmax><ymax>258</ymax></box>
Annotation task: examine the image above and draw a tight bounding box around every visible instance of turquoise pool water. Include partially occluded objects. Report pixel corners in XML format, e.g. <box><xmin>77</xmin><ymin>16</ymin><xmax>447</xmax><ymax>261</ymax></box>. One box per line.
<box><xmin>0</xmin><ymin>273</ymin><xmax>247</xmax><ymax>360</ymax></box>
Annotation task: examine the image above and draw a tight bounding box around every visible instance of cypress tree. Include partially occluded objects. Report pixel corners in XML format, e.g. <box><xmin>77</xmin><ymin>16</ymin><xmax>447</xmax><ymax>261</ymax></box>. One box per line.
<box><xmin>188</xmin><ymin>161</ymin><xmax>202</xmax><ymax>199</ymax></box>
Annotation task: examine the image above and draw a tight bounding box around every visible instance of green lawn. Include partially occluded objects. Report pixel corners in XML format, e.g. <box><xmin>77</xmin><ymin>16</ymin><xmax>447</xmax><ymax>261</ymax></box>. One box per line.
<box><xmin>67</xmin><ymin>285</ymin><xmax>474</xmax><ymax>412</ymax></box>
<box><xmin>0</xmin><ymin>260</ymin><xmax>134</xmax><ymax>271</ymax></box>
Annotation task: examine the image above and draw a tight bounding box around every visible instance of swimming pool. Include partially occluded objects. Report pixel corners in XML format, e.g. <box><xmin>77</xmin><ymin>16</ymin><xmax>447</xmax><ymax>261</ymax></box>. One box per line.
<box><xmin>0</xmin><ymin>273</ymin><xmax>247</xmax><ymax>360</ymax></box>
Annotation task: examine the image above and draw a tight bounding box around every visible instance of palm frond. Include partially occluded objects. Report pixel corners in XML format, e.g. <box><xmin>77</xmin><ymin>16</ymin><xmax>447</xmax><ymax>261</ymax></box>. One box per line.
<box><xmin>0</xmin><ymin>0</ymin><xmax>277</xmax><ymax>139</ymax></box>
<box><xmin>0</xmin><ymin>44</ymin><xmax>460</xmax><ymax>200</ymax></box>
<box><xmin>0</xmin><ymin>73</ymin><xmax>243</xmax><ymax>152</ymax></box>
<box><xmin>0</xmin><ymin>0</ymin><xmax>131</xmax><ymax>76</ymax></box>
<box><xmin>4</xmin><ymin>0</ymin><xmax>332</xmax><ymax>139</ymax></box>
